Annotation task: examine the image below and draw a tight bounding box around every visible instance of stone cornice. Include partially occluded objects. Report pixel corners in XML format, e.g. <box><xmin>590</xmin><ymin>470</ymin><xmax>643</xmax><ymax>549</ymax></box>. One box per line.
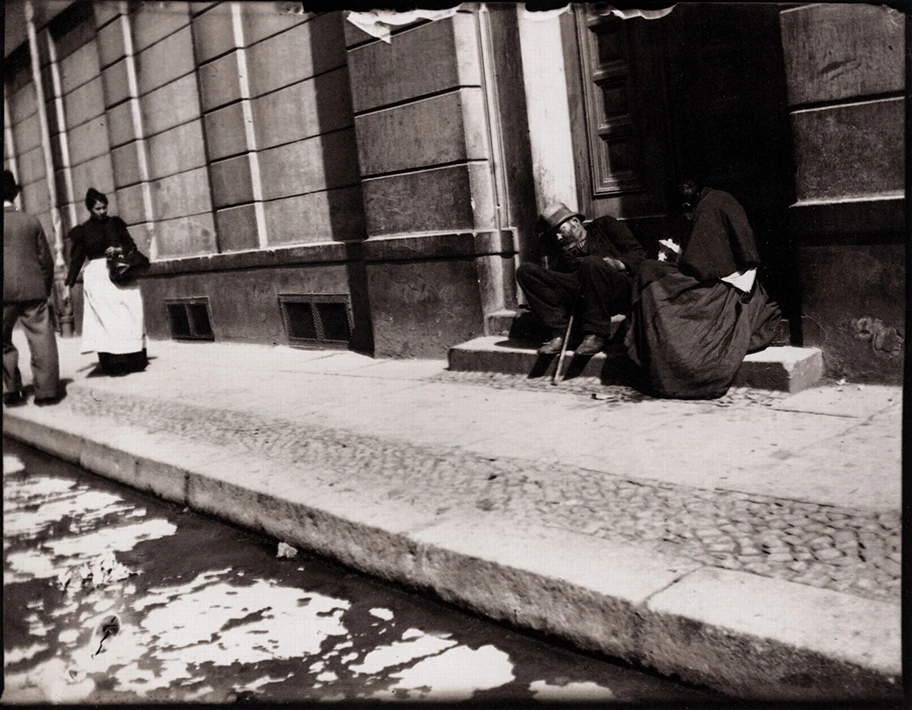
<box><xmin>143</xmin><ymin>230</ymin><xmax>517</xmax><ymax>277</ymax></box>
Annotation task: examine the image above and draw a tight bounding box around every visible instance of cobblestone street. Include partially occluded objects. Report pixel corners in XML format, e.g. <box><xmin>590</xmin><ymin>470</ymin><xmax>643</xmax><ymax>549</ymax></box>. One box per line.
<box><xmin>5</xmin><ymin>336</ymin><xmax>902</xmax><ymax>698</ymax></box>
<box><xmin>65</xmin><ymin>377</ymin><xmax>900</xmax><ymax>604</ymax></box>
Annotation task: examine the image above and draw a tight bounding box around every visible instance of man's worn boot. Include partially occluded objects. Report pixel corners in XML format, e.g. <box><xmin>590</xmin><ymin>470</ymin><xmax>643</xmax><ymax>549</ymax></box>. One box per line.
<box><xmin>575</xmin><ymin>333</ymin><xmax>607</xmax><ymax>355</ymax></box>
<box><xmin>537</xmin><ymin>334</ymin><xmax>565</xmax><ymax>356</ymax></box>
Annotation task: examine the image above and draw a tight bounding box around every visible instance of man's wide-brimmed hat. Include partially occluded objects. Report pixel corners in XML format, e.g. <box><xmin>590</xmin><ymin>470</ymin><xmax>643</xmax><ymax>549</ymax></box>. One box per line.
<box><xmin>540</xmin><ymin>202</ymin><xmax>583</xmax><ymax>233</ymax></box>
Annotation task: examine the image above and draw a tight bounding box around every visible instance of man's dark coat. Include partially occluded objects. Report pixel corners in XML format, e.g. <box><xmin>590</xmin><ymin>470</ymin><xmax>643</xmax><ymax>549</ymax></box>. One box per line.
<box><xmin>517</xmin><ymin>215</ymin><xmax>647</xmax><ymax>338</ymax></box>
<box><xmin>4</xmin><ymin>205</ymin><xmax>54</xmax><ymax>303</ymax></box>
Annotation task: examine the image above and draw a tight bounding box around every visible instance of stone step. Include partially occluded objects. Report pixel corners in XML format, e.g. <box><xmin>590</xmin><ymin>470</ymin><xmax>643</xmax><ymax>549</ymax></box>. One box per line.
<box><xmin>448</xmin><ymin>336</ymin><xmax>824</xmax><ymax>394</ymax></box>
<box><xmin>488</xmin><ymin>308</ymin><xmax>794</xmax><ymax>343</ymax></box>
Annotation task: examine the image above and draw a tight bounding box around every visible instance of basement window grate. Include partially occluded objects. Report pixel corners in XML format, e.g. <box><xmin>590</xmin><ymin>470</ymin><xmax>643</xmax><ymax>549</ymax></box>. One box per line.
<box><xmin>167</xmin><ymin>298</ymin><xmax>214</xmax><ymax>341</ymax></box>
<box><xmin>279</xmin><ymin>294</ymin><xmax>353</xmax><ymax>348</ymax></box>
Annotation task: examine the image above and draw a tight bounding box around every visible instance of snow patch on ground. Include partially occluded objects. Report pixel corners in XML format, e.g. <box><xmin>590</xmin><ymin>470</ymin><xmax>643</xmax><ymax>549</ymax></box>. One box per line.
<box><xmin>3</xmin><ymin>473</ymin><xmax>136</xmax><ymax>531</ymax></box>
<box><xmin>22</xmin><ymin>613</ymin><xmax>53</xmax><ymax>638</ymax></box>
<box><xmin>47</xmin><ymin>519</ymin><xmax>177</xmax><ymax>558</ymax></box>
<box><xmin>6</xmin><ymin>519</ymin><xmax>175</xmax><ymax>584</ymax></box>
<box><xmin>58</xmin><ymin>629</ymin><xmax>80</xmax><ymax>644</ymax></box>
<box><xmin>3</xmin><ymin>657</ymin><xmax>96</xmax><ymax>703</ymax></box>
<box><xmin>235</xmin><ymin>672</ymin><xmax>295</xmax><ymax>694</ymax></box>
<box><xmin>182</xmin><ymin>683</ymin><xmax>216</xmax><ymax>701</ymax></box>
<box><xmin>5</xmin><ymin>552</ymin><xmax>58</xmax><ymax>583</ymax></box>
<box><xmin>3</xmin><ymin>454</ymin><xmax>26</xmax><ymax>475</ymax></box>
<box><xmin>55</xmin><ymin>571</ymin><xmax>354</xmax><ymax>697</ymax></box>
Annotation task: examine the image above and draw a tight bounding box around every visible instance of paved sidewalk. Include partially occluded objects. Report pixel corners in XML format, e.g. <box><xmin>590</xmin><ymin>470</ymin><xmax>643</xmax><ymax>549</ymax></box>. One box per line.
<box><xmin>3</xmin><ymin>332</ymin><xmax>903</xmax><ymax>700</ymax></box>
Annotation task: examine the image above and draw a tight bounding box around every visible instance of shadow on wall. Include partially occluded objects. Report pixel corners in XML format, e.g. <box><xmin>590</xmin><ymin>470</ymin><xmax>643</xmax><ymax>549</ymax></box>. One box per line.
<box><xmin>311</xmin><ymin>12</ymin><xmax>374</xmax><ymax>356</ymax></box>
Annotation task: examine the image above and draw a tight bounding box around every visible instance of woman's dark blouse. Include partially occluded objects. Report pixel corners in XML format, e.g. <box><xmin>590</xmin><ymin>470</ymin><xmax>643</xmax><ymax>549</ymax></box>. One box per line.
<box><xmin>65</xmin><ymin>216</ymin><xmax>137</xmax><ymax>288</ymax></box>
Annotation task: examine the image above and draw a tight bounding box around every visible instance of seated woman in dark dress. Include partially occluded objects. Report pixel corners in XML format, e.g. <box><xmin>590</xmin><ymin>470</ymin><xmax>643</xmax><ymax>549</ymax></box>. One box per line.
<box><xmin>624</xmin><ymin>178</ymin><xmax>782</xmax><ymax>399</ymax></box>
<box><xmin>64</xmin><ymin>188</ymin><xmax>148</xmax><ymax>376</ymax></box>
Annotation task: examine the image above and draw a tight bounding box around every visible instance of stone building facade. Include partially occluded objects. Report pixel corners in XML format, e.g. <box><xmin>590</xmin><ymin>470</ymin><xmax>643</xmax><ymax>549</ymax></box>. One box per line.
<box><xmin>3</xmin><ymin>1</ymin><xmax>905</xmax><ymax>381</ymax></box>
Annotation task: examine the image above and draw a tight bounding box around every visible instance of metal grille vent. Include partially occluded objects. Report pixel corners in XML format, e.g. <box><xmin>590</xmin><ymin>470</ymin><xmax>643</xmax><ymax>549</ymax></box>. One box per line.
<box><xmin>167</xmin><ymin>298</ymin><xmax>214</xmax><ymax>341</ymax></box>
<box><xmin>279</xmin><ymin>294</ymin><xmax>352</xmax><ymax>347</ymax></box>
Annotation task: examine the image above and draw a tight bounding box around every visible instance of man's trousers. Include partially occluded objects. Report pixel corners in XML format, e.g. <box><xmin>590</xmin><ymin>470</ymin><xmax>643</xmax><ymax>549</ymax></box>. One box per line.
<box><xmin>516</xmin><ymin>255</ymin><xmax>632</xmax><ymax>337</ymax></box>
<box><xmin>3</xmin><ymin>299</ymin><xmax>60</xmax><ymax>399</ymax></box>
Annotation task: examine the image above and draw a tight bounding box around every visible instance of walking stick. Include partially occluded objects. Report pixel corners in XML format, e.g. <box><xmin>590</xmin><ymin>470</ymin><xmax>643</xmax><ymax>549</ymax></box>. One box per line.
<box><xmin>551</xmin><ymin>311</ymin><xmax>575</xmax><ymax>385</ymax></box>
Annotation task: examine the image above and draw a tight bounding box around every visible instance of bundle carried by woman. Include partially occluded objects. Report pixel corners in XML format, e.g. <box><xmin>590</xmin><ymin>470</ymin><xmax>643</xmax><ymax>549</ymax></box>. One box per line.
<box><xmin>106</xmin><ymin>244</ymin><xmax>150</xmax><ymax>284</ymax></box>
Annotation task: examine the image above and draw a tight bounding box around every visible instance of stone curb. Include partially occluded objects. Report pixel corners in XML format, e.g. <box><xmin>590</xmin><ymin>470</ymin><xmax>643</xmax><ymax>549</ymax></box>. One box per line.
<box><xmin>3</xmin><ymin>407</ymin><xmax>901</xmax><ymax>700</ymax></box>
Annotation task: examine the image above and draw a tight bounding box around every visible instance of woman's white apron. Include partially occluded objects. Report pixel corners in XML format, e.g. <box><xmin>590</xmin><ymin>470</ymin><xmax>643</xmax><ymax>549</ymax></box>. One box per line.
<box><xmin>80</xmin><ymin>258</ymin><xmax>146</xmax><ymax>355</ymax></box>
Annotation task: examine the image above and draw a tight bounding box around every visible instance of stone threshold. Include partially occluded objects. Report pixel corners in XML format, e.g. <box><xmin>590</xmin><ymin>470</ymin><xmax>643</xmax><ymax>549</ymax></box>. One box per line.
<box><xmin>448</xmin><ymin>335</ymin><xmax>824</xmax><ymax>394</ymax></box>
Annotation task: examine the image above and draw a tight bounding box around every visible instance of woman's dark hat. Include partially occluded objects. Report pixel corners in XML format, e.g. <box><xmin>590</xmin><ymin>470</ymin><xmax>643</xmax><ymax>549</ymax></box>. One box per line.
<box><xmin>540</xmin><ymin>202</ymin><xmax>584</xmax><ymax>233</ymax></box>
<box><xmin>85</xmin><ymin>187</ymin><xmax>108</xmax><ymax>209</ymax></box>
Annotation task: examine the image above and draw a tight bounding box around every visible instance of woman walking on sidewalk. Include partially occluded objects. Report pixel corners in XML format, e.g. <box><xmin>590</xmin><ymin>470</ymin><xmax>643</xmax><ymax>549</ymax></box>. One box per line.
<box><xmin>64</xmin><ymin>188</ymin><xmax>148</xmax><ymax>376</ymax></box>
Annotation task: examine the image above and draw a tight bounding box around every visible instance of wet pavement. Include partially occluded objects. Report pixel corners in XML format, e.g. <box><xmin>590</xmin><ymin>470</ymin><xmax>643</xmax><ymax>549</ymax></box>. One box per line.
<box><xmin>3</xmin><ymin>438</ymin><xmax>714</xmax><ymax>704</ymax></box>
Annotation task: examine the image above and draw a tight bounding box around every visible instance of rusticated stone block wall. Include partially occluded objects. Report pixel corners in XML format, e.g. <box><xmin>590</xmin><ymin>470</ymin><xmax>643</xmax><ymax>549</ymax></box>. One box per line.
<box><xmin>5</xmin><ymin>3</ymin><xmax>365</xmax><ymax>262</ymax></box>
<box><xmin>780</xmin><ymin>4</ymin><xmax>905</xmax><ymax>383</ymax></box>
<box><xmin>4</xmin><ymin>3</ymin><xmax>368</xmax><ymax>347</ymax></box>
<box><xmin>194</xmin><ymin>6</ymin><xmax>364</xmax><ymax>251</ymax></box>
<box><xmin>343</xmin><ymin>9</ymin><xmax>530</xmax><ymax>357</ymax></box>
<box><xmin>4</xmin><ymin>3</ymin><xmax>531</xmax><ymax>357</ymax></box>
<box><xmin>97</xmin><ymin>3</ymin><xmax>211</xmax><ymax>257</ymax></box>
<box><xmin>5</xmin><ymin>46</ymin><xmax>54</xmax><ymax>224</ymax></box>
<box><xmin>346</xmin><ymin>13</ymin><xmax>494</xmax><ymax>237</ymax></box>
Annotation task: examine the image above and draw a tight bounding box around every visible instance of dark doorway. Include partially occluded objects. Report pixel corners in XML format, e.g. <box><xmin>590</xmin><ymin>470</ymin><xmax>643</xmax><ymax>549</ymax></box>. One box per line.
<box><xmin>568</xmin><ymin>3</ymin><xmax>799</xmax><ymax>338</ymax></box>
<box><xmin>661</xmin><ymin>3</ymin><xmax>799</xmax><ymax>334</ymax></box>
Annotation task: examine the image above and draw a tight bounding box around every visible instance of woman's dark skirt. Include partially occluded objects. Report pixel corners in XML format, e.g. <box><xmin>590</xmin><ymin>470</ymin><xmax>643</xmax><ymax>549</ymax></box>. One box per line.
<box><xmin>98</xmin><ymin>349</ymin><xmax>148</xmax><ymax>376</ymax></box>
<box><xmin>624</xmin><ymin>260</ymin><xmax>782</xmax><ymax>399</ymax></box>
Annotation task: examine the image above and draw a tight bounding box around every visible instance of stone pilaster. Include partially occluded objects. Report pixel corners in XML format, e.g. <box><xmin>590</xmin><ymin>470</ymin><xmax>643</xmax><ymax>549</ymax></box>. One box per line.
<box><xmin>517</xmin><ymin>10</ymin><xmax>579</xmax><ymax>218</ymax></box>
<box><xmin>193</xmin><ymin>1</ymin><xmax>264</xmax><ymax>253</ymax></box>
<box><xmin>23</xmin><ymin>0</ymin><xmax>76</xmax><ymax>334</ymax></box>
<box><xmin>344</xmin><ymin>7</ymin><xmax>533</xmax><ymax>357</ymax></box>
<box><xmin>36</xmin><ymin>22</ymin><xmax>82</xmax><ymax>335</ymax></box>
<box><xmin>3</xmin><ymin>87</ymin><xmax>19</xmax><ymax>177</ymax></box>
<box><xmin>779</xmin><ymin>4</ymin><xmax>905</xmax><ymax>382</ymax></box>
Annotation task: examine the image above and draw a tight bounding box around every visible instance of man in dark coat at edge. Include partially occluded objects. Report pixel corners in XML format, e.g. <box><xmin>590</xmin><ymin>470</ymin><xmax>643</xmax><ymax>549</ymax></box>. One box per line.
<box><xmin>516</xmin><ymin>202</ymin><xmax>647</xmax><ymax>355</ymax></box>
<box><xmin>624</xmin><ymin>177</ymin><xmax>782</xmax><ymax>399</ymax></box>
<box><xmin>2</xmin><ymin>169</ymin><xmax>61</xmax><ymax>406</ymax></box>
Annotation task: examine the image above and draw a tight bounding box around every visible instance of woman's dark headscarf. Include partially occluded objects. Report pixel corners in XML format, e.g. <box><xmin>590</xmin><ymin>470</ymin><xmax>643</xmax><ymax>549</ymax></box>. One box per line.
<box><xmin>85</xmin><ymin>187</ymin><xmax>108</xmax><ymax>211</ymax></box>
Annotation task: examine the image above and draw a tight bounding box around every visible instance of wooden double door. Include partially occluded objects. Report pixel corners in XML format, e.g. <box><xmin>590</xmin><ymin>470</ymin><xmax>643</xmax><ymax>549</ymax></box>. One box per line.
<box><xmin>566</xmin><ymin>2</ymin><xmax>798</xmax><ymax>324</ymax></box>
